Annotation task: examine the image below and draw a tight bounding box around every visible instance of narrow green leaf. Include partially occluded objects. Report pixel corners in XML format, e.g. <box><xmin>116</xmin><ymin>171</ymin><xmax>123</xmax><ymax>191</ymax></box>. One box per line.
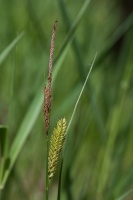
<box><xmin>96</xmin><ymin>12</ymin><xmax>133</xmax><ymax>65</ymax></box>
<box><xmin>66</xmin><ymin>53</ymin><xmax>97</xmax><ymax>134</ymax></box>
<box><xmin>55</xmin><ymin>0</ymin><xmax>91</xmax><ymax>63</ymax></box>
<box><xmin>0</xmin><ymin>126</ymin><xmax>8</xmax><ymax>189</ymax></box>
<box><xmin>116</xmin><ymin>189</ymin><xmax>133</xmax><ymax>200</ymax></box>
<box><xmin>59</xmin><ymin>0</ymin><xmax>106</xmax><ymax>141</ymax></box>
<box><xmin>0</xmin><ymin>32</ymin><xmax>24</xmax><ymax>66</ymax></box>
<box><xmin>57</xmin><ymin>159</ymin><xmax>63</xmax><ymax>200</ymax></box>
<box><xmin>0</xmin><ymin>126</ymin><xmax>8</xmax><ymax>155</ymax></box>
<box><xmin>64</xmin><ymin>53</ymin><xmax>97</xmax><ymax>167</ymax></box>
<box><xmin>1</xmin><ymin>89</ymin><xmax>43</xmax><ymax>188</ymax></box>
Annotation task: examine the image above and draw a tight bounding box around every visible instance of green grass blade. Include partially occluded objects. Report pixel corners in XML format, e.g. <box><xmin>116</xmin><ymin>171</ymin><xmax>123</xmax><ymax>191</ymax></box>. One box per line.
<box><xmin>114</xmin><ymin>162</ymin><xmax>133</xmax><ymax>199</ymax></box>
<box><xmin>67</xmin><ymin>53</ymin><xmax>97</xmax><ymax>134</ymax></box>
<box><xmin>64</xmin><ymin>53</ymin><xmax>97</xmax><ymax>165</ymax></box>
<box><xmin>1</xmin><ymin>89</ymin><xmax>43</xmax><ymax>189</ymax></box>
<box><xmin>96</xmin><ymin>29</ymin><xmax>133</xmax><ymax>200</ymax></box>
<box><xmin>0</xmin><ymin>126</ymin><xmax>8</xmax><ymax>189</ymax></box>
<box><xmin>96</xmin><ymin>12</ymin><xmax>133</xmax><ymax>65</ymax></box>
<box><xmin>55</xmin><ymin>0</ymin><xmax>91</xmax><ymax>63</ymax></box>
<box><xmin>96</xmin><ymin>96</ymin><xmax>126</xmax><ymax>199</ymax></box>
<box><xmin>0</xmin><ymin>32</ymin><xmax>24</xmax><ymax>66</ymax></box>
<box><xmin>116</xmin><ymin>189</ymin><xmax>133</xmax><ymax>200</ymax></box>
<box><xmin>59</xmin><ymin>0</ymin><xmax>106</xmax><ymax>141</ymax></box>
<box><xmin>57</xmin><ymin>159</ymin><xmax>63</xmax><ymax>200</ymax></box>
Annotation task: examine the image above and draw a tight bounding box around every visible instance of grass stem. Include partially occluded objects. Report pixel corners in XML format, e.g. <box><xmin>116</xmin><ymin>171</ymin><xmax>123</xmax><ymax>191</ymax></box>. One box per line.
<box><xmin>46</xmin><ymin>136</ymin><xmax>49</xmax><ymax>200</ymax></box>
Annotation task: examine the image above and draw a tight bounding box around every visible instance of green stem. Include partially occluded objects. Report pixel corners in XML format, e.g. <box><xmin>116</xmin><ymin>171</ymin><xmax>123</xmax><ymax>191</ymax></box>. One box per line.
<box><xmin>46</xmin><ymin>136</ymin><xmax>49</xmax><ymax>200</ymax></box>
<box><xmin>57</xmin><ymin>159</ymin><xmax>63</xmax><ymax>200</ymax></box>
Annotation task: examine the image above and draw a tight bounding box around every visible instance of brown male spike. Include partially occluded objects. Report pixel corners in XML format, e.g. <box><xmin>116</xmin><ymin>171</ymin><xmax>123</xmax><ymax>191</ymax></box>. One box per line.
<box><xmin>43</xmin><ymin>20</ymin><xmax>57</xmax><ymax>135</ymax></box>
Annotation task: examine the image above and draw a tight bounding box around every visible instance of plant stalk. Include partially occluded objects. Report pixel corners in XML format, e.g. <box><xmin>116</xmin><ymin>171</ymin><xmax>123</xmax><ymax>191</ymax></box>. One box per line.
<box><xmin>46</xmin><ymin>136</ymin><xmax>49</xmax><ymax>200</ymax></box>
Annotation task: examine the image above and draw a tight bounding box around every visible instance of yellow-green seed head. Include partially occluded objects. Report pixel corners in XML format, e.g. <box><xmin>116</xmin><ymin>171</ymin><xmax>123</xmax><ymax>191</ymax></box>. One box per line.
<box><xmin>48</xmin><ymin>118</ymin><xmax>67</xmax><ymax>179</ymax></box>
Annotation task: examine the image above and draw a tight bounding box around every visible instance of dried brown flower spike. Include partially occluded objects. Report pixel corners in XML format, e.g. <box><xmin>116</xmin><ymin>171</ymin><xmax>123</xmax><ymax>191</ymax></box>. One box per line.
<box><xmin>43</xmin><ymin>20</ymin><xmax>57</xmax><ymax>135</ymax></box>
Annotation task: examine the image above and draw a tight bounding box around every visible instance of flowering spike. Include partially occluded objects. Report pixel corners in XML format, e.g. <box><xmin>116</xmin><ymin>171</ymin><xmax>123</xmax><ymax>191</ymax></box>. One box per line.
<box><xmin>43</xmin><ymin>20</ymin><xmax>57</xmax><ymax>135</ymax></box>
<box><xmin>48</xmin><ymin>118</ymin><xmax>67</xmax><ymax>179</ymax></box>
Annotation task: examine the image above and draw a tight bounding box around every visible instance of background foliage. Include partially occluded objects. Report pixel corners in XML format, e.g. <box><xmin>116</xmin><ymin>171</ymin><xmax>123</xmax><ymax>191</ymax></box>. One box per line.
<box><xmin>0</xmin><ymin>0</ymin><xmax>133</xmax><ymax>199</ymax></box>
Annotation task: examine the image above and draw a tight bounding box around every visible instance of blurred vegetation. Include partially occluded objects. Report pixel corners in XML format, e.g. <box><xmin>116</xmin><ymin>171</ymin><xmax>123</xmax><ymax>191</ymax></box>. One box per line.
<box><xmin>0</xmin><ymin>0</ymin><xmax>133</xmax><ymax>200</ymax></box>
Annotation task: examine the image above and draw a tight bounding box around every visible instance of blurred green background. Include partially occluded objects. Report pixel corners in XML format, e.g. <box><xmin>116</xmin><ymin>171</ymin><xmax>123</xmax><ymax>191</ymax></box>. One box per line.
<box><xmin>0</xmin><ymin>0</ymin><xmax>133</xmax><ymax>199</ymax></box>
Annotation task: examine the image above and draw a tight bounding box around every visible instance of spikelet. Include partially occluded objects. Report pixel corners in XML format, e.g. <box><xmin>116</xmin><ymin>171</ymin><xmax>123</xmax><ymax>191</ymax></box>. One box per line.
<box><xmin>48</xmin><ymin>118</ymin><xmax>67</xmax><ymax>180</ymax></box>
<box><xmin>43</xmin><ymin>20</ymin><xmax>57</xmax><ymax>135</ymax></box>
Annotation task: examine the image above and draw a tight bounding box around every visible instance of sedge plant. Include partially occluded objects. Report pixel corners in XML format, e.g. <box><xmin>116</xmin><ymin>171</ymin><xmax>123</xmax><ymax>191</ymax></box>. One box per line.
<box><xmin>43</xmin><ymin>20</ymin><xmax>68</xmax><ymax>200</ymax></box>
<box><xmin>43</xmin><ymin>20</ymin><xmax>96</xmax><ymax>200</ymax></box>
